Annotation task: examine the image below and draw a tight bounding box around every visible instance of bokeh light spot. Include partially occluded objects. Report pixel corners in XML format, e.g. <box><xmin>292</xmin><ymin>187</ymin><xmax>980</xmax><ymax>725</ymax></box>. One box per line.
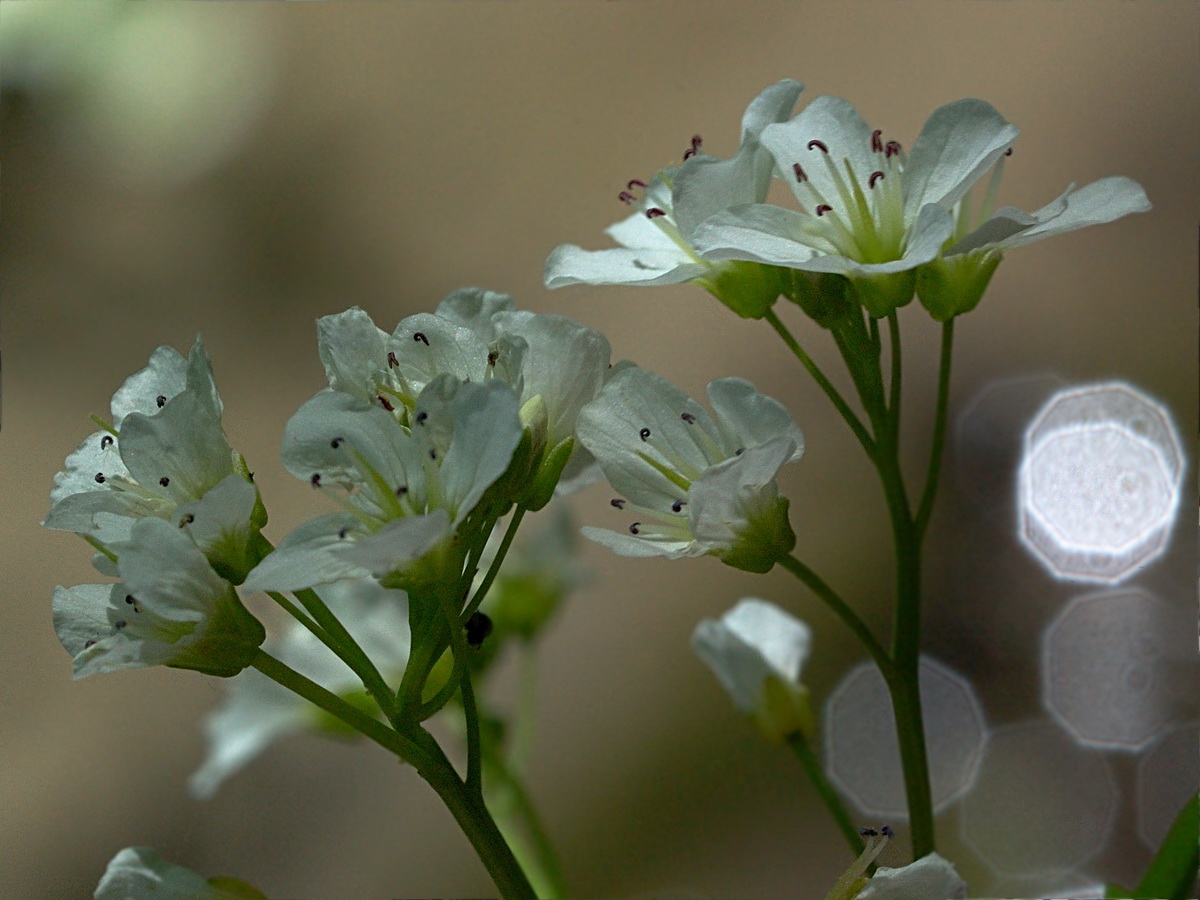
<box><xmin>1018</xmin><ymin>382</ymin><xmax>1183</xmax><ymax>582</ymax></box>
<box><xmin>960</xmin><ymin>721</ymin><xmax>1116</xmax><ymax>876</ymax></box>
<box><xmin>1137</xmin><ymin>722</ymin><xmax>1200</xmax><ymax>850</ymax></box>
<box><xmin>824</xmin><ymin>656</ymin><xmax>986</xmax><ymax>819</ymax></box>
<box><xmin>1042</xmin><ymin>589</ymin><xmax>1175</xmax><ymax>751</ymax></box>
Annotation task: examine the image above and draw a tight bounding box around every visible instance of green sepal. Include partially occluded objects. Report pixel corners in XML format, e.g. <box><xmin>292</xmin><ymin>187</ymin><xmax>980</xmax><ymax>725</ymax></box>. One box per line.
<box><xmin>718</xmin><ymin>495</ymin><xmax>796</xmax><ymax>574</ymax></box>
<box><xmin>848</xmin><ymin>269</ymin><xmax>916</xmax><ymax>319</ymax></box>
<box><xmin>751</xmin><ymin>676</ymin><xmax>815</xmax><ymax>744</ymax></box>
<box><xmin>165</xmin><ymin>585</ymin><xmax>266</xmax><ymax>678</ymax></box>
<box><xmin>521</xmin><ymin>437</ymin><xmax>574</xmax><ymax>512</ymax></box>
<box><xmin>784</xmin><ymin>270</ymin><xmax>856</xmax><ymax>329</ymax></box>
<box><xmin>233</xmin><ymin>451</ymin><xmax>269</xmax><ymax>531</ymax></box>
<box><xmin>204</xmin><ymin>877</ymin><xmax>270</xmax><ymax>900</ymax></box>
<box><xmin>696</xmin><ymin>260</ymin><xmax>787</xmax><ymax>319</ymax></box>
<box><xmin>916</xmin><ymin>249</ymin><xmax>1003</xmax><ymax>322</ymax></box>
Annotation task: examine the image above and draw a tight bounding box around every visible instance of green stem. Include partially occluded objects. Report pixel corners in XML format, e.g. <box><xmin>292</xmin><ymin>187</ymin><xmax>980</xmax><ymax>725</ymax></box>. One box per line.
<box><xmin>779</xmin><ymin>554</ymin><xmax>892</xmax><ymax>680</ymax></box>
<box><xmin>464</xmin><ymin>505</ymin><xmax>527</xmax><ymax>621</ymax></box>
<box><xmin>764</xmin><ymin>309</ymin><xmax>875</xmax><ymax>456</ymax></box>
<box><xmin>488</xmin><ymin>758</ymin><xmax>570</xmax><ymax>898</ymax></box>
<box><xmin>886</xmin><ymin>313</ymin><xmax>902</xmax><ymax>435</ymax></box>
<box><xmin>266</xmin><ymin>589</ymin><xmax>330</xmax><ymax>647</ymax></box>
<box><xmin>461</xmin><ymin>672</ymin><xmax>483</xmax><ymax>798</ymax></box>
<box><xmin>786</xmin><ymin>732</ymin><xmax>869</xmax><ymax>865</ymax></box>
<box><xmin>914</xmin><ymin>319</ymin><xmax>954</xmax><ymax>541</ymax></box>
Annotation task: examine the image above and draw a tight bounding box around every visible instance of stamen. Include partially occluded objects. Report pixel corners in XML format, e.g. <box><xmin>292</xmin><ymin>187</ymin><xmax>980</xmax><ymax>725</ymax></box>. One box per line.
<box><xmin>125</xmin><ymin>595</ymin><xmax>135</xmax><ymax>604</ymax></box>
<box><xmin>415</xmin><ymin>411</ymin><xmax>428</xmax><ymax>426</ymax></box>
<box><xmin>735</xmin><ymin>448</ymin><xmax>745</xmax><ymax>455</ymax></box>
<box><xmin>859</xmin><ymin>827</ymin><xmax>878</xmax><ymax>837</ymax></box>
<box><xmin>807</xmin><ymin>139</ymin><xmax>829</xmax><ymax>153</ymax></box>
<box><xmin>618</xmin><ymin>190</ymin><xmax>637</xmax><ymax>205</ymax></box>
<box><xmin>179</xmin><ymin>513</ymin><xmax>195</xmax><ymax>526</ymax></box>
<box><xmin>611</xmin><ymin>498</ymin><xmax>626</xmax><ymax>509</ymax></box>
<box><xmin>639</xmin><ymin>427</ymin><xmax>651</xmax><ymax>441</ymax></box>
<box><xmin>100</xmin><ymin>436</ymin><xmax>114</xmax><ymax>450</ymax></box>
<box><xmin>683</xmin><ymin>134</ymin><xmax>702</xmax><ymax>160</ymax></box>
<box><xmin>881</xmin><ymin>825</ymin><xmax>894</xmax><ymax>838</ymax></box>
<box><xmin>387</xmin><ymin>351</ymin><xmax>399</xmax><ymax>368</ymax></box>
<box><xmin>331</xmin><ymin>437</ymin><xmax>344</xmax><ymax>448</ymax></box>
<box><xmin>671</xmin><ymin>499</ymin><xmax>686</xmax><ymax>513</ymax></box>
<box><xmin>156</xmin><ymin>395</ymin><xmax>167</xmax><ymax>408</ymax></box>
<box><xmin>815</xmin><ymin>205</ymin><xmax>833</xmax><ymax>217</ymax></box>
<box><xmin>868</xmin><ymin>171</ymin><xmax>885</xmax><ymax>189</ymax></box>
<box><xmin>792</xmin><ymin>163</ymin><xmax>808</xmax><ymax>183</ymax></box>
<box><xmin>83</xmin><ymin>639</ymin><xmax>96</xmax><ymax>649</ymax></box>
<box><xmin>158</xmin><ymin>477</ymin><xmax>170</xmax><ymax>487</ymax></box>
<box><xmin>885</xmin><ymin>141</ymin><xmax>902</xmax><ymax>158</ymax></box>
<box><xmin>338</xmin><ymin>527</ymin><xmax>349</xmax><ymax>539</ymax></box>
<box><xmin>645</xmin><ymin>208</ymin><xmax>667</xmax><ymax>219</ymax></box>
<box><xmin>465</xmin><ymin>611</ymin><xmax>494</xmax><ymax>648</ymax></box>
<box><xmin>428</xmin><ymin>448</ymin><xmax>437</xmax><ymax>460</ymax></box>
<box><xmin>871</xmin><ymin>130</ymin><xmax>883</xmax><ymax>153</ymax></box>
<box><xmin>487</xmin><ymin>350</ymin><xmax>498</xmax><ymax>367</ymax></box>
<box><xmin>413</xmin><ymin>332</ymin><xmax>430</xmax><ymax>346</ymax></box>
<box><xmin>629</xmin><ymin>522</ymin><xmax>641</xmax><ymax>534</ymax></box>
<box><xmin>627</xmin><ymin>179</ymin><xmax>647</xmax><ymax>189</ymax></box>
<box><xmin>378</xmin><ymin>395</ymin><xmax>395</xmax><ymax>411</ymax></box>
<box><xmin>114</xmin><ymin>620</ymin><xmax>126</xmax><ymax>630</ymax></box>
<box><xmin>94</xmin><ymin>473</ymin><xmax>106</xmax><ymax>484</ymax></box>
<box><xmin>396</xmin><ymin>485</ymin><xmax>408</xmax><ymax>495</ymax></box>
<box><xmin>1004</xmin><ymin>147</ymin><xmax>1013</xmax><ymax>157</ymax></box>
<box><xmin>311</xmin><ymin>473</ymin><xmax>322</xmax><ymax>487</ymax></box>
<box><xmin>681</xmin><ymin>412</ymin><xmax>696</xmax><ymax>424</ymax></box>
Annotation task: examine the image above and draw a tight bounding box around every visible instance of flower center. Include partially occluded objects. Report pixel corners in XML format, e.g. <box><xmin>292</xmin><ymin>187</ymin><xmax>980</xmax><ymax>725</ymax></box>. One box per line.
<box><xmin>791</xmin><ymin>128</ymin><xmax>908</xmax><ymax>264</ymax></box>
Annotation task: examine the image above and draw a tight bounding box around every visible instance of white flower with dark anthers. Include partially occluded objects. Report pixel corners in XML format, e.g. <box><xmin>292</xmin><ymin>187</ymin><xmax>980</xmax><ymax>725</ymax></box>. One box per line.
<box><xmin>692</xmin><ymin>598</ymin><xmax>814</xmax><ymax>741</ymax></box>
<box><xmin>54</xmin><ymin>517</ymin><xmax>264</xmax><ymax>680</ymax></box>
<box><xmin>576</xmin><ymin>367</ymin><xmax>803</xmax><ymax>573</ymax></box>
<box><xmin>694</xmin><ymin>93</ymin><xmax>1151</xmax><ymax>319</ymax></box>
<box><xmin>44</xmin><ymin>338</ymin><xmax>260</xmax><ymax>576</ymax></box>
<box><xmin>190</xmin><ymin>577</ymin><xmax>410</xmax><ymax>799</ymax></box>
<box><xmin>544</xmin><ymin>80</ymin><xmax>804</xmax><ymax>314</ymax></box>
<box><xmin>852</xmin><ymin>851</ymin><xmax>968</xmax><ymax>900</ymax></box>
<box><xmin>94</xmin><ymin>846</ymin><xmax>267</xmax><ymax>900</ymax></box>
<box><xmin>244</xmin><ymin>374</ymin><xmax>522</xmax><ymax>592</ymax></box>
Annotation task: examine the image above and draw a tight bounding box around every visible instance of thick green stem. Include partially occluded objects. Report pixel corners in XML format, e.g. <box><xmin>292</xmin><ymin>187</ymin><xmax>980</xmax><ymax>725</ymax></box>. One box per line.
<box><xmin>787</xmin><ymin>732</ymin><xmax>867</xmax><ymax>862</ymax></box>
<box><xmin>764</xmin><ymin>309</ymin><xmax>875</xmax><ymax>456</ymax></box>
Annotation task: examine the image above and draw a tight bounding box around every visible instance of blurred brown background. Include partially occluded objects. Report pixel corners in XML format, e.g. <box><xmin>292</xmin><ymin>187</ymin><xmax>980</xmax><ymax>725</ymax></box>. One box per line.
<box><xmin>2</xmin><ymin>3</ymin><xmax>1196</xmax><ymax>898</ymax></box>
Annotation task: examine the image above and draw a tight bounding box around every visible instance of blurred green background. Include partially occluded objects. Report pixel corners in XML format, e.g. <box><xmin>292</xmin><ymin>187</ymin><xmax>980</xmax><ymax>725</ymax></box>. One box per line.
<box><xmin>2</xmin><ymin>3</ymin><xmax>1195</xmax><ymax>898</ymax></box>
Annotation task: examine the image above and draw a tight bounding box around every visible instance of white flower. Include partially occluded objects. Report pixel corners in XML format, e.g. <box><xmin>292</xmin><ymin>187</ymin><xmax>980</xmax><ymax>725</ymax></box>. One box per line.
<box><xmin>544</xmin><ymin>80</ymin><xmax>804</xmax><ymax>317</ymax></box>
<box><xmin>44</xmin><ymin>338</ymin><xmax>260</xmax><ymax>581</ymax></box>
<box><xmin>854</xmin><ymin>852</ymin><xmax>968</xmax><ymax>900</ymax></box>
<box><xmin>693</xmin><ymin>92</ymin><xmax>1150</xmax><ymax>319</ymax></box>
<box><xmin>54</xmin><ymin>517</ymin><xmax>264</xmax><ymax>679</ymax></box>
<box><xmin>190</xmin><ymin>577</ymin><xmax>410</xmax><ymax>798</ymax></box>
<box><xmin>94</xmin><ymin>846</ymin><xmax>266</xmax><ymax>900</ymax></box>
<box><xmin>244</xmin><ymin>374</ymin><xmax>521</xmax><ymax>592</ymax></box>
<box><xmin>692</xmin><ymin>598</ymin><xmax>814</xmax><ymax>741</ymax></box>
<box><xmin>576</xmin><ymin>368</ymin><xmax>803</xmax><ymax>572</ymax></box>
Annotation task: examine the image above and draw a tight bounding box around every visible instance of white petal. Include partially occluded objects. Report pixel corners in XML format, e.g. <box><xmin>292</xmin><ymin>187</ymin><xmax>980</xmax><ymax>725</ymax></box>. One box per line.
<box><xmin>52</xmin><ymin>582</ymin><xmax>120</xmax><ymax>657</ymax></box>
<box><xmin>739</xmin><ymin>79</ymin><xmax>805</xmax><ymax>142</ymax></box>
<box><xmin>243</xmin><ymin>514</ymin><xmax>369</xmax><ymax>593</ymax></box>
<box><xmin>434</xmin><ymin>287</ymin><xmax>515</xmax><ymax>342</ymax></box>
<box><xmin>855</xmin><ymin>852</ymin><xmax>968</xmax><ymax>900</ymax></box>
<box><xmin>902</xmin><ymin>98</ymin><xmax>1019</xmax><ymax>219</ymax></box>
<box><xmin>720</xmin><ymin>598</ymin><xmax>811</xmax><ymax>685</ymax></box>
<box><xmin>688</xmin><ymin>441</ymin><xmax>795</xmax><ymax>550</ymax></box>
<box><xmin>434</xmin><ymin>379</ymin><xmax>522</xmax><ymax>521</ymax></box>
<box><xmin>336</xmin><ymin>510</ymin><xmax>451</xmax><ymax>577</ymax></box>
<box><xmin>172</xmin><ymin>474</ymin><xmax>258</xmax><ymax>562</ymax></box>
<box><xmin>317</xmin><ymin>307</ymin><xmax>390</xmax><ymax>404</ymax></box>
<box><xmin>691</xmin><ymin>614</ymin><xmax>775</xmax><ymax>712</ymax></box>
<box><xmin>94</xmin><ymin>847</ymin><xmax>218</xmax><ymax>899</ymax></box>
<box><xmin>118</xmin><ymin>390</ymin><xmax>235</xmax><ymax>503</ymax></box>
<box><xmin>109</xmin><ymin>345</ymin><xmax>189</xmax><ymax>428</ymax></box>
<box><xmin>580</xmin><ymin>525</ymin><xmax>693</xmax><ymax>559</ymax></box>
<box><xmin>985</xmin><ymin>175</ymin><xmax>1152</xmax><ymax>251</ymax></box>
<box><xmin>692</xmin><ymin>203</ymin><xmax>826</xmax><ymax>266</ymax></box>
<box><xmin>390</xmin><ymin>312</ymin><xmax>490</xmax><ymax>388</ymax></box>
<box><xmin>48</xmin><ymin>429</ymin><xmax>129</xmax><ymax>509</ymax></box>
<box><xmin>117</xmin><ymin>517</ymin><xmax>227</xmax><ymax>622</ymax></box>
<box><xmin>706</xmin><ymin>378</ymin><xmax>803</xmax><ymax>461</ymax></box>
<box><xmin>605</xmin><ymin>209</ymin><xmax>688</xmax><ymax>252</ymax></box>
<box><xmin>543</xmin><ymin>243</ymin><xmax>707</xmax><ymax>288</ymax></box>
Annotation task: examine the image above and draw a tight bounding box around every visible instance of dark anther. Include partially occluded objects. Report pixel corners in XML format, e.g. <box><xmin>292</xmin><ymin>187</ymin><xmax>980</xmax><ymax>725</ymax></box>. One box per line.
<box><xmin>735</xmin><ymin>447</ymin><xmax>745</xmax><ymax>455</ymax></box>
<box><xmin>871</xmin><ymin>129</ymin><xmax>883</xmax><ymax>153</ymax></box>
<box><xmin>671</xmin><ymin>499</ymin><xmax>686</xmax><ymax>513</ymax></box>
<box><xmin>387</xmin><ymin>351</ymin><xmax>399</xmax><ymax>368</ymax></box>
<box><xmin>881</xmin><ymin>825</ymin><xmax>894</xmax><ymax>838</ymax></box>
<box><xmin>627</xmin><ymin>178</ymin><xmax>647</xmax><ymax>190</ymax></box>
<box><xmin>1004</xmin><ymin>147</ymin><xmax>1013</xmax><ymax>157</ymax></box>
<box><xmin>683</xmin><ymin>134</ymin><xmax>703</xmax><ymax>160</ymax></box>
<box><xmin>159</xmin><ymin>477</ymin><xmax>170</xmax><ymax>487</ymax></box>
<box><xmin>125</xmin><ymin>595</ymin><xmax>135</xmax><ymax>604</ymax></box>
<box><xmin>645</xmin><ymin>208</ymin><xmax>667</xmax><ymax>219</ymax></box>
<box><xmin>639</xmin><ymin>427</ymin><xmax>651</xmax><ymax>441</ymax></box>
<box><xmin>618</xmin><ymin>190</ymin><xmax>637</xmax><ymax>205</ymax></box>
<box><xmin>94</xmin><ymin>473</ymin><xmax>106</xmax><ymax>484</ymax></box>
<box><xmin>429</xmin><ymin>448</ymin><xmax>437</xmax><ymax>460</ymax></box>
<box><xmin>885</xmin><ymin>140</ymin><xmax>902</xmax><ymax>158</ymax></box>
<box><xmin>415</xmin><ymin>411</ymin><xmax>428</xmax><ymax>426</ymax></box>
<box><xmin>859</xmin><ymin>827</ymin><xmax>879</xmax><ymax>837</ymax></box>
<box><xmin>331</xmin><ymin>437</ymin><xmax>344</xmax><ymax>448</ymax></box>
<box><xmin>310</xmin><ymin>473</ymin><xmax>322</xmax><ymax>487</ymax></box>
<box><xmin>114</xmin><ymin>620</ymin><xmax>126</xmax><ymax>630</ymax></box>
<box><xmin>815</xmin><ymin>205</ymin><xmax>833</xmax><ymax>217</ymax></box>
<box><xmin>465</xmin><ymin>611</ymin><xmax>494</xmax><ymax>649</ymax></box>
<box><xmin>84</xmin><ymin>639</ymin><xmax>97</xmax><ymax>649</ymax></box>
<box><xmin>487</xmin><ymin>350</ymin><xmax>498</xmax><ymax>367</ymax></box>
<box><xmin>681</xmin><ymin>412</ymin><xmax>696</xmax><ymax>424</ymax></box>
<box><xmin>338</xmin><ymin>527</ymin><xmax>349</xmax><ymax>539</ymax></box>
<box><xmin>248</xmin><ymin>471</ymin><xmax>255</xmax><ymax>481</ymax></box>
<box><xmin>100</xmin><ymin>435</ymin><xmax>114</xmax><ymax>450</ymax></box>
<box><xmin>180</xmin><ymin>513</ymin><xmax>195</xmax><ymax>526</ymax></box>
<box><xmin>868</xmin><ymin>171</ymin><xmax>885</xmax><ymax>188</ymax></box>
<box><xmin>611</xmin><ymin>498</ymin><xmax>626</xmax><ymax>509</ymax></box>
<box><xmin>413</xmin><ymin>332</ymin><xmax>430</xmax><ymax>346</ymax></box>
<box><xmin>792</xmin><ymin>163</ymin><xmax>807</xmax><ymax>184</ymax></box>
<box><xmin>156</xmin><ymin>395</ymin><xmax>167</xmax><ymax>408</ymax></box>
<box><xmin>378</xmin><ymin>395</ymin><xmax>395</xmax><ymax>411</ymax></box>
<box><xmin>396</xmin><ymin>485</ymin><xmax>409</xmax><ymax>496</ymax></box>
<box><xmin>629</xmin><ymin>522</ymin><xmax>641</xmax><ymax>535</ymax></box>
<box><xmin>806</xmin><ymin>139</ymin><xmax>828</xmax><ymax>153</ymax></box>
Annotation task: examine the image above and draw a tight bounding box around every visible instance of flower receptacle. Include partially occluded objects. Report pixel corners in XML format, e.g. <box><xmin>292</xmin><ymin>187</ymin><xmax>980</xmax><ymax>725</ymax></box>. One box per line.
<box><xmin>848</xmin><ymin>270</ymin><xmax>916</xmax><ymax>319</ymax></box>
<box><xmin>916</xmin><ymin>248</ymin><xmax>1002</xmax><ymax>322</ymax></box>
<box><xmin>697</xmin><ymin>260</ymin><xmax>788</xmax><ymax>319</ymax></box>
<box><xmin>167</xmin><ymin>586</ymin><xmax>265</xmax><ymax>678</ymax></box>
<box><xmin>719</xmin><ymin>495</ymin><xmax>796</xmax><ymax>574</ymax></box>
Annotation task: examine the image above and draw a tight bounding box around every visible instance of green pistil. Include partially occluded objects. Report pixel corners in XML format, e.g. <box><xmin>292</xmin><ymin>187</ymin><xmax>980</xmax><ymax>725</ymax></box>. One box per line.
<box><xmin>350</xmin><ymin>449</ymin><xmax>407</xmax><ymax>520</ymax></box>
<box><xmin>90</xmin><ymin>415</ymin><xmax>119</xmax><ymax>437</ymax></box>
<box><xmin>635</xmin><ymin>451</ymin><xmax>693</xmax><ymax>493</ymax></box>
